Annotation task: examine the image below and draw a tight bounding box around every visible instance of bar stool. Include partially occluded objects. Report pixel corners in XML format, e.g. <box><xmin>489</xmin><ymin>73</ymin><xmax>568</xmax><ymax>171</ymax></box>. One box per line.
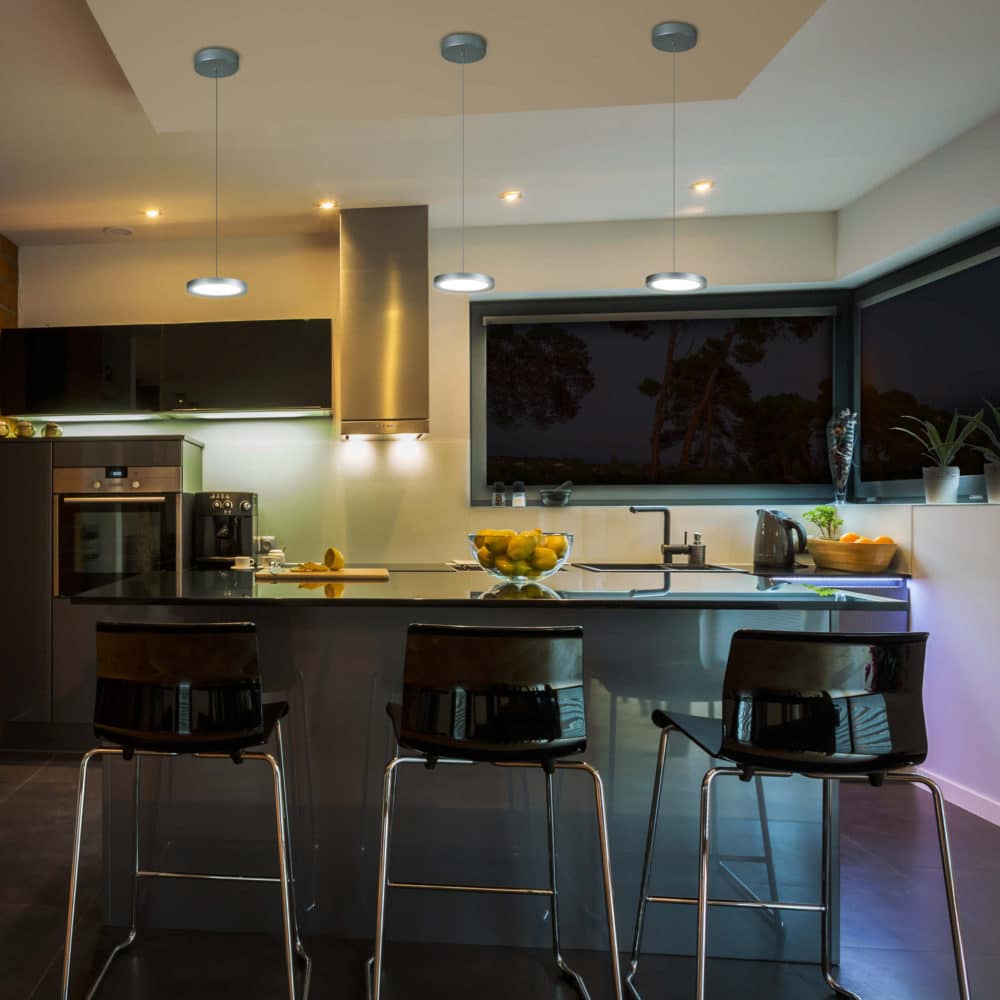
<box><xmin>61</xmin><ymin>621</ymin><xmax>311</xmax><ymax>1000</ymax></box>
<box><xmin>625</xmin><ymin>629</ymin><xmax>969</xmax><ymax>1000</ymax></box>
<box><xmin>368</xmin><ymin>623</ymin><xmax>622</xmax><ymax>1000</ymax></box>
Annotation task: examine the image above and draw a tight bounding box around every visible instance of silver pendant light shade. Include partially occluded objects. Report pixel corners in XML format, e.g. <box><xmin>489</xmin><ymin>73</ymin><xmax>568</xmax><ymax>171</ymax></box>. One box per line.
<box><xmin>187</xmin><ymin>46</ymin><xmax>247</xmax><ymax>298</ymax></box>
<box><xmin>645</xmin><ymin>22</ymin><xmax>707</xmax><ymax>294</ymax></box>
<box><xmin>433</xmin><ymin>32</ymin><xmax>495</xmax><ymax>295</ymax></box>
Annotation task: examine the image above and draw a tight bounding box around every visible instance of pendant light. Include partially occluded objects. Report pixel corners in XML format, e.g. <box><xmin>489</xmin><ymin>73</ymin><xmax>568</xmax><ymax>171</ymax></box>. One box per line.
<box><xmin>645</xmin><ymin>22</ymin><xmax>707</xmax><ymax>294</ymax></box>
<box><xmin>433</xmin><ymin>33</ymin><xmax>495</xmax><ymax>294</ymax></box>
<box><xmin>187</xmin><ymin>47</ymin><xmax>247</xmax><ymax>298</ymax></box>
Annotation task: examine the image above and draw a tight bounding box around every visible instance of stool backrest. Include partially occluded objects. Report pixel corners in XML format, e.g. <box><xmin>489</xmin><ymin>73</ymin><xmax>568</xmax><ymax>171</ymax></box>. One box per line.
<box><xmin>722</xmin><ymin>630</ymin><xmax>929</xmax><ymax>773</ymax></box>
<box><xmin>400</xmin><ymin>623</ymin><xmax>586</xmax><ymax>762</ymax></box>
<box><xmin>94</xmin><ymin>621</ymin><xmax>263</xmax><ymax>753</ymax></box>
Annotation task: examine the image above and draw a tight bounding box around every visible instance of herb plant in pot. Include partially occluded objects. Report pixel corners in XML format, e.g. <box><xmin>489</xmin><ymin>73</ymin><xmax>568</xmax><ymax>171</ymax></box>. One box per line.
<box><xmin>966</xmin><ymin>402</ymin><xmax>1000</xmax><ymax>503</ymax></box>
<box><xmin>891</xmin><ymin>411</ymin><xmax>981</xmax><ymax>503</ymax></box>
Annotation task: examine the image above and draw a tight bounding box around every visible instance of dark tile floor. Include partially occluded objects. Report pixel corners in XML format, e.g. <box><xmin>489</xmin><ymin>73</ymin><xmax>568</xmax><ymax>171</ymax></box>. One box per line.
<box><xmin>1</xmin><ymin>751</ymin><xmax>994</xmax><ymax>999</ymax></box>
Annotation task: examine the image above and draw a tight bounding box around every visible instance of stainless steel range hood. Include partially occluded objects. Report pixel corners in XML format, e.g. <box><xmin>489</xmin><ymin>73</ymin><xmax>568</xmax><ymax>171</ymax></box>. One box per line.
<box><xmin>339</xmin><ymin>205</ymin><xmax>429</xmax><ymax>437</ymax></box>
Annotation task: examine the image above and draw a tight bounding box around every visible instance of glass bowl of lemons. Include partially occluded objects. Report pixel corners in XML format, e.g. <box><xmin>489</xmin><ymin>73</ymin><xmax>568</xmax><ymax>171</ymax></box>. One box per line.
<box><xmin>469</xmin><ymin>529</ymin><xmax>573</xmax><ymax>584</ymax></box>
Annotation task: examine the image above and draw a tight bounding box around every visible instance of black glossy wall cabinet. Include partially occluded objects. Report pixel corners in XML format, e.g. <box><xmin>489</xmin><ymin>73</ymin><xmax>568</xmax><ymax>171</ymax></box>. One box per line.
<box><xmin>0</xmin><ymin>319</ymin><xmax>332</xmax><ymax>416</ymax></box>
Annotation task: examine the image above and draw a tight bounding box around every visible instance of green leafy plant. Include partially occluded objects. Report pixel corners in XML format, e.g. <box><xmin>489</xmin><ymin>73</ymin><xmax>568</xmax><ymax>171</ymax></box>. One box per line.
<box><xmin>890</xmin><ymin>411</ymin><xmax>982</xmax><ymax>467</ymax></box>
<box><xmin>803</xmin><ymin>504</ymin><xmax>843</xmax><ymax>540</ymax></box>
<box><xmin>964</xmin><ymin>402</ymin><xmax>1000</xmax><ymax>464</ymax></box>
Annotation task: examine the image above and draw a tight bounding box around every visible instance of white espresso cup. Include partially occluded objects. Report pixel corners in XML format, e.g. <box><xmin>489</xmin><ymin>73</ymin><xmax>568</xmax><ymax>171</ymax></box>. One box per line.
<box><xmin>232</xmin><ymin>556</ymin><xmax>255</xmax><ymax>570</ymax></box>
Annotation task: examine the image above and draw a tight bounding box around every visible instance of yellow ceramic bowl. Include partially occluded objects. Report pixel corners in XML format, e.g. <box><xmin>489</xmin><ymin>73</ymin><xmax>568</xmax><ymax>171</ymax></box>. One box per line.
<box><xmin>807</xmin><ymin>537</ymin><xmax>898</xmax><ymax>573</ymax></box>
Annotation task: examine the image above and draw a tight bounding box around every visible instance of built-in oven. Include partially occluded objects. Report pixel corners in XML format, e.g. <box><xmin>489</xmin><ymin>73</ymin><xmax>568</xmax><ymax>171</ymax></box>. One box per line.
<box><xmin>53</xmin><ymin>465</ymin><xmax>192</xmax><ymax>597</ymax></box>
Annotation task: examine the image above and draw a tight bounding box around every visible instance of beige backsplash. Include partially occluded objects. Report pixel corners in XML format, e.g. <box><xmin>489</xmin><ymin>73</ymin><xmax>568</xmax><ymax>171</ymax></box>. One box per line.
<box><xmin>55</xmin><ymin>418</ymin><xmax>913</xmax><ymax>571</ymax></box>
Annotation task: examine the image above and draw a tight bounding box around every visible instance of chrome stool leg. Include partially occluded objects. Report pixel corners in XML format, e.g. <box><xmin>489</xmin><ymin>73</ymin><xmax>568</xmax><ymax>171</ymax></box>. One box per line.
<box><xmin>625</xmin><ymin>725</ymin><xmax>671</xmax><ymax>1000</ymax></box>
<box><xmin>276</xmin><ymin>717</ymin><xmax>313</xmax><ymax>999</ymax></box>
<box><xmin>368</xmin><ymin>756</ymin><xmax>402</xmax><ymax>1000</ymax></box>
<box><xmin>265</xmin><ymin>752</ymin><xmax>299</xmax><ymax>1000</ymax></box>
<box><xmin>579</xmin><ymin>761</ymin><xmax>623</xmax><ymax>1000</ymax></box>
<box><xmin>61</xmin><ymin>748</ymin><xmax>111</xmax><ymax>1000</ymax></box>
<box><xmin>888</xmin><ymin>774</ymin><xmax>970</xmax><ymax>1000</ymax></box>
<box><xmin>821</xmin><ymin>779</ymin><xmax>862</xmax><ymax>1000</ymax></box>
<box><xmin>545</xmin><ymin>766</ymin><xmax>591</xmax><ymax>999</ymax></box>
<box><xmin>695</xmin><ymin>768</ymin><xmax>722</xmax><ymax>1000</ymax></box>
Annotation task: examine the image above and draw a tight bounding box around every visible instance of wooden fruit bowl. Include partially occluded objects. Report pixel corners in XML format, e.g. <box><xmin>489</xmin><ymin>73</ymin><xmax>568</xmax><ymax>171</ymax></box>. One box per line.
<box><xmin>807</xmin><ymin>537</ymin><xmax>898</xmax><ymax>573</ymax></box>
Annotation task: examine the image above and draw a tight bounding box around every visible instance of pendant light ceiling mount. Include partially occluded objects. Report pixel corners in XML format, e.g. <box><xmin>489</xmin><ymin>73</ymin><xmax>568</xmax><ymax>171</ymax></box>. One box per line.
<box><xmin>433</xmin><ymin>32</ymin><xmax>494</xmax><ymax>295</ymax></box>
<box><xmin>645</xmin><ymin>21</ymin><xmax>707</xmax><ymax>294</ymax></box>
<box><xmin>187</xmin><ymin>45</ymin><xmax>247</xmax><ymax>299</ymax></box>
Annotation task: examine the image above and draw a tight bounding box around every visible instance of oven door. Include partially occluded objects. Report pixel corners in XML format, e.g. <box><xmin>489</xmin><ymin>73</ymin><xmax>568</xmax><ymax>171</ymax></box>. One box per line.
<box><xmin>54</xmin><ymin>494</ymin><xmax>182</xmax><ymax>597</ymax></box>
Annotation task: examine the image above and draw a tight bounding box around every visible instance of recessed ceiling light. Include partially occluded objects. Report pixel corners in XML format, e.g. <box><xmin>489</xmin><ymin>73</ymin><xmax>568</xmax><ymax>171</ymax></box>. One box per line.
<box><xmin>102</xmin><ymin>226</ymin><xmax>133</xmax><ymax>237</ymax></box>
<box><xmin>144</xmin><ymin>208</ymin><xmax>162</xmax><ymax>218</ymax></box>
<box><xmin>499</xmin><ymin>190</ymin><xmax>523</xmax><ymax>203</ymax></box>
<box><xmin>690</xmin><ymin>179</ymin><xmax>714</xmax><ymax>193</ymax></box>
<box><xmin>317</xmin><ymin>200</ymin><xmax>336</xmax><ymax>210</ymax></box>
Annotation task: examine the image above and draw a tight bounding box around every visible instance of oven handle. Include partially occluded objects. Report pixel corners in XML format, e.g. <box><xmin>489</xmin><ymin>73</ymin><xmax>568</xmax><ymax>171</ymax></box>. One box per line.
<box><xmin>59</xmin><ymin>496</ymin><xmax>168</xmax><ymax>504</ymax></box>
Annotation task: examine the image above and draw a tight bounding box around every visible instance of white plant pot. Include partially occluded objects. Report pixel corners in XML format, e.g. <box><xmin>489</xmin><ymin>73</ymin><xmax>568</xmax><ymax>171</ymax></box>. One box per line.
<box><xmin>985</xmin><ymin>462</ymin><xmax>1000</xmax><ymax>503</ymax></box>
<box><xmin>922</xmin><ymin>465</ymin><xmax>960</xmax><ymax>503</ymax></box>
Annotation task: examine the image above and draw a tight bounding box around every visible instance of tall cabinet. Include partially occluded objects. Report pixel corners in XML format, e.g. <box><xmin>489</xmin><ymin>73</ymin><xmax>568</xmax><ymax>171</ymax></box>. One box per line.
<box><xmin>0</xmin><ymin>442</ymin><xmax>52</xmax><ymax>737</ymax></box>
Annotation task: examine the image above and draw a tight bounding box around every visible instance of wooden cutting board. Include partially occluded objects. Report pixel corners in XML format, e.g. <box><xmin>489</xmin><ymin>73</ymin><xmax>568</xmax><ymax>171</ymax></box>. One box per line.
<box><xmin>256</xmin><ymin>567</ymin><xmax>390</xmax><ymax>582</ymax></box>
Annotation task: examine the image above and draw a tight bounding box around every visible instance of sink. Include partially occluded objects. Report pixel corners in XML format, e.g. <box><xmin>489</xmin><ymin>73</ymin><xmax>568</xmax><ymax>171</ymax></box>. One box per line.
<box><xmin>573</xmin><ymin>562</ymin><xmax>740</xmax><ymax>573</ymax></box>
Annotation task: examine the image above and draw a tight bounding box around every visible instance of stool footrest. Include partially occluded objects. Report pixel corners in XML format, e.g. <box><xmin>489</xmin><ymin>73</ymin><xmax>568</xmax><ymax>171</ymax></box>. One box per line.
<box><xmin>137</xmin><ymin>869</ymin><xmax>280</xmax><ymax>885</ymax></box>
<box><xmin>646</xmin><ymin>894</ymin><xmax>824</xmax><ymax>912</ymax></box>
<box><xmin>388</xmin><ymin>879</ymin><xmax>553</xmax><ymax>897</ymax></box>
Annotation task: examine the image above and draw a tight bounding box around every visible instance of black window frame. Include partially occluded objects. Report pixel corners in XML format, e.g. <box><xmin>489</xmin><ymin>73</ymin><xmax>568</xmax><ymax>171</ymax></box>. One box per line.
<box><xmin>469</xmin><ymin>288</ymin><xmax>855</xmax><ymax>506</ymax></box>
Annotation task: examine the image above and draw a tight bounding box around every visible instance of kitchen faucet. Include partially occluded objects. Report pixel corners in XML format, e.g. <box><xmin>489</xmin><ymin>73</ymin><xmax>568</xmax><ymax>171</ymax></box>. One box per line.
<box><xmin>629</xmin><ymin>505</ymin><xmax>705</xmax><ymax>566</ymax></box>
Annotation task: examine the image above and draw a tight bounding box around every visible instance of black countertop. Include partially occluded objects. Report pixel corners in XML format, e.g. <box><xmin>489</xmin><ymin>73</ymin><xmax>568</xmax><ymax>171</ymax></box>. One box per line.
<box><xmin>70</xmin><ymin>567</ymin><xmax>908</xmax><ymax>610</ymax></box>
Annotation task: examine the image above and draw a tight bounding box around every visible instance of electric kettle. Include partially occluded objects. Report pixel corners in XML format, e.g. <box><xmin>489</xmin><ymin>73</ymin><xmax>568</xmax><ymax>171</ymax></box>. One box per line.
<box><xmin>753</xmin><ymin>509</ymin><xmax>807</xmax><ymax>569</ymax></box>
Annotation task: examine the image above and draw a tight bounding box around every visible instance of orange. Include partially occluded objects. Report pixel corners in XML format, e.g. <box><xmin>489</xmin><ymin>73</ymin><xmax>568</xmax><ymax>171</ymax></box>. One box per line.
<box><xmin>853</xmin><ymin>537</ymin><xmax>874</xmax><ymax>543</ymax></box>
<box><xmin>873</xmin><ymin>535</ymin><xmax>895</xmax><ymax>544</ymax></box>
<box><xmin>839</xmin><ymin>532</ymin><xmax>860</xmax><ymax>543</ymax></box>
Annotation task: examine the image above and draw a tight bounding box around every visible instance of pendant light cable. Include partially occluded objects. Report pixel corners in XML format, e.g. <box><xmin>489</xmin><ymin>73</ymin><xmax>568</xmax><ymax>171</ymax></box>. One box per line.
<box><xmin>432</xmin><ymin>32</ymin><xmax>494</xmax><ymax>294</ymax></box>
<box><xmin>187</xmin><ymin>46</ymin><xmax>246</xmax><ymax>297</ymax></box>
<box><xmin>671</xmin><ymin>48</ymin><xmax>676</xmax><ymax>273</ymax></box>
<box><xmin>644</xmin><ymin>21</ymin><xmax>706</xmax><ymax>294</ymax></box>
<box><xmin>460</xmin><ymin>60</ymin><xmax>465</xmax><ymax>273</ymax></box>
<box><xmin>215</xmin><ymin>74</ymin><xmax>220</xmax><ymax>278</ymax></box>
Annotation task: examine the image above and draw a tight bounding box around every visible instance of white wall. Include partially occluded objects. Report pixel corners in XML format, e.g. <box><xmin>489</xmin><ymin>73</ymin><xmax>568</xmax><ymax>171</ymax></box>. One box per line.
<box><xmin>836</xmin><ymin>111</ymin><xmax>1000</xmax><ymax>282</ymax></box>
<box><xmin>18</xmin><ymin>233</ymin><xmax>339</xmax><ymax>327</ymax></box>
<box><xmin>911</xmin><ymin>505</ymin><xmax>1000</xmax><ymax>826</ymax></box>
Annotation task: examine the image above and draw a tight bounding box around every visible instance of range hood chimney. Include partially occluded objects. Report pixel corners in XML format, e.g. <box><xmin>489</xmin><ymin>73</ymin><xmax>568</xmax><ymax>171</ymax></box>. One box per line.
<box><xmin>339</xmin><ymin>205</ymin><xmax>429</xmax><ymax>437</ymax></box>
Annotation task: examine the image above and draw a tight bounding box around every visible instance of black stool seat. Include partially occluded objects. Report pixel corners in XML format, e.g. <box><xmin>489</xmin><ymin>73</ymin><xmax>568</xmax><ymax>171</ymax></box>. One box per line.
<box><xmin>653</xmin><ymin>629</ymin><xmax>929</xmax><ymax>776</ymax></box>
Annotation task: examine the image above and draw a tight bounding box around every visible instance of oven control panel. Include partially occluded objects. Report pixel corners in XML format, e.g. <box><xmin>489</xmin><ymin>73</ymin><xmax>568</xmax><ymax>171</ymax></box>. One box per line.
<box><xmin>53</xmin><ymin>466</ymin><xmax>183</xmax><ymax>494</ymax></box>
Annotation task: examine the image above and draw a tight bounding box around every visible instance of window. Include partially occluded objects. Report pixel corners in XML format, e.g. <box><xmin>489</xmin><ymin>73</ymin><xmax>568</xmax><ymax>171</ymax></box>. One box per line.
<box><xmin>470</xmin><ymin>293</ymin><xmax>851</xmax><ymax>505</ymax></box>
<box><xmin>856</xmin><ymin>243</ymin><xmax>1000</xmax><ymax>497</ymax></box>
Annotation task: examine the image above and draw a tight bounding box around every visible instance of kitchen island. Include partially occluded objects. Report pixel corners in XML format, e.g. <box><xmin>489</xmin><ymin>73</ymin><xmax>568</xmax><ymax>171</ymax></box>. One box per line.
<box><xmin>71</xmin><ymin>567</ymin><xmax>908</xmax><ymax>971</ymax></box>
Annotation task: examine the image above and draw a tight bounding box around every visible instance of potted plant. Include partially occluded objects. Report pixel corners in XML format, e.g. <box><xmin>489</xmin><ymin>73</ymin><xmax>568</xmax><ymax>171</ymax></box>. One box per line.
<box><xmin>891</xmin><ymin>410</ymin><xmax>981</xmax><ymax>503</ymax></box>
<box><xmin>802</xmin><ymin>504</ymin><xmax>844</xmax><ymax>540</ymax></box>
<box><xmin>965</xmin><ymin>402</ymin><xmax>1000</xmax><ymax>503</ymax></box>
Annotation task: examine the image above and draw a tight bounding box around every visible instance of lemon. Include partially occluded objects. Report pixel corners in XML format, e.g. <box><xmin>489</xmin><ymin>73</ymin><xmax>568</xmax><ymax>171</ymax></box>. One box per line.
<box><xmin>477</xmin><ymin>545</ymin><xmax>494</xmax><ymax>568</ymax></box>
<box><xmin>543</xmin><ymin>534</ymin><xmax>568</xmax><ymax>558</ymax></box>
<box><xmin>486</xmin><ymin>534</ymin><xmax>513</xmax><ymax>555</ymax></box>
<box><xmin>531</xmin><ymin>546</ymin><xmax>558</xmax><ymax>572</ymax></box>
<box><xmin>511</xmin><ymin>560</ymin><xmax>532</xmax><ymax>577</ymax></box>
<box><xmin>324</xmin><ymin>547</ymin><xmax>346</xmax><ymax>570</ymax></box>
<box><xmin>324</xmin><ymin>583</ymin><xmax>345</xmax><ymax>598</ymax></box>
<box><xmin>507</xmin><ymin>532</ymin><xmax>537</xmax><ymax>561</ymax></box>
<box><xmin>494</xmin><ymin>555</ymin><xmax>515</xmax><ymax>576</ymax></box>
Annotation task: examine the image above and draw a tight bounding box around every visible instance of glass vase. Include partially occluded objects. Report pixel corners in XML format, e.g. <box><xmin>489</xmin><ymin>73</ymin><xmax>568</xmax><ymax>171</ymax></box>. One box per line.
<box><xmin>826</xmin><ymin>410</ymin><xmax>857</xmax><ymax>504</ymax></box>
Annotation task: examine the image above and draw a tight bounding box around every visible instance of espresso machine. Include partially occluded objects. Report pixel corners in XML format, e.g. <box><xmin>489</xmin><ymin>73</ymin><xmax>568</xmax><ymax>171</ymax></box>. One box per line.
<box><xmin>193</xmin><ymin>492</ymin><xmax>258</xmax><ymax>567</ymax></box>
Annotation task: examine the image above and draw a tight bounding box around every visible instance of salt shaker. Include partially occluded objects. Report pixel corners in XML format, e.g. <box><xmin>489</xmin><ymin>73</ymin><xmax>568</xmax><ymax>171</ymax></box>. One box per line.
<box><xmin>511</xmin><ymin>481</ymin><xmax>526</xmax><ymax>508</ymax></box>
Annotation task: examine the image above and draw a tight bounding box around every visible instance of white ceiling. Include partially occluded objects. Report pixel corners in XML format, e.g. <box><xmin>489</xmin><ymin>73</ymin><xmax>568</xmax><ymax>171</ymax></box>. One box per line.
<box><xmin>0</xmin><ymin>0</ymin><xmax>999</xmax><ymax>246</ymax></box>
